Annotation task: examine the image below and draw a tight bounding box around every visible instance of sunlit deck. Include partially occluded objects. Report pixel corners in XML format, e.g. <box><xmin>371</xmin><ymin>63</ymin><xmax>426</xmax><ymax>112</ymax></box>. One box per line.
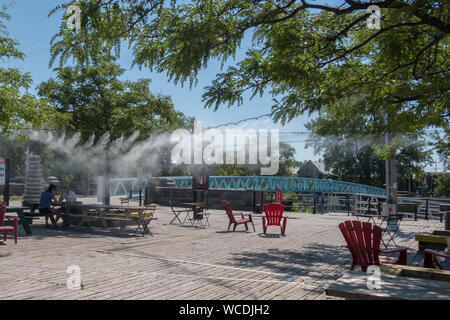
<box><xmin>0</xmin><ymin>199</ymin><xmax>443</xmax><ymax>300</ymax></box>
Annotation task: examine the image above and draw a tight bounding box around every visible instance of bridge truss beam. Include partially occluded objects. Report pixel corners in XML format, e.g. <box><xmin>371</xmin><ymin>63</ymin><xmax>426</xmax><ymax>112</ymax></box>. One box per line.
<box><xmin>109</xmin><ymin>176</ymin><xmax>385</xmax><ymax>197</ymax></box>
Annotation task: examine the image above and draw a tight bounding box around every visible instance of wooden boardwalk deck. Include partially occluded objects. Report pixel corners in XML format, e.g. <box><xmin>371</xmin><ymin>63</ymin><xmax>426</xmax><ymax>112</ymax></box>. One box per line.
<box><xmin>0</xmin><ymin>203</ymin><xmax>443</xmax><ymax>300</ymax></box>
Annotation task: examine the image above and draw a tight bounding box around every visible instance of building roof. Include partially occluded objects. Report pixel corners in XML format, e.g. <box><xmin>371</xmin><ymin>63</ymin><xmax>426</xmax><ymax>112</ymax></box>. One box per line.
<box><xmin>297</xmin><ymin>160</ymin><xmax>331</xmax><ymax>176</ymax></box>
<box><xmin>311</xmin><ymin>161</ymin><xmax>329</xmax><ymax>174</ymax></box>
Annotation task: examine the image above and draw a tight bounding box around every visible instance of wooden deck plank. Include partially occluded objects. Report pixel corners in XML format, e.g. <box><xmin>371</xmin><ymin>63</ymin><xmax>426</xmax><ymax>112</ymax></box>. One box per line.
<box><xmin>0</xmin><ymin>202</ymin><xmax>444</xmax><ymax>300</ymax></box>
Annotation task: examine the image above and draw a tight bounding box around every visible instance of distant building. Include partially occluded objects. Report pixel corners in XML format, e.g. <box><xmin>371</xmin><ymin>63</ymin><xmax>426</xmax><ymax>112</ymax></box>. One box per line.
<box><xmin>297</xmin><ymin>161</ymin><xmax>331</xmax><ymax>179</ymax></box>
<box><xmin>290</xmin><ymin>167</ymin><xmax>301</xmax><ymax>176</ymax></box>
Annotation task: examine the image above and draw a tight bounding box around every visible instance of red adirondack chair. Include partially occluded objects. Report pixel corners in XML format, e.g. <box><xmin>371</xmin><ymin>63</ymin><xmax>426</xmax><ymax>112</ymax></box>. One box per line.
<box><xmin>339</xmin><ymin>220</ymin><xmax>407</xmax><ymax>272</ymax></box>
<box><xmin>262</xmin><ymin>203</ymin><xmax>287</xmax><ymax>235</ymax></box>
<box><xmin>0</xmin><ymin>202</ymin><xmax>18</xmax><ymax>244</ymax></box>
<box><xmin>274</xmin><ymin>188</ymin><xmax>282</xmax><ymax>204</ymax></box>
<box><xmin>424</xmin><ymin>249</ymin><xmax>450</xmax><ymax>270</ymax></box>
<box><xmin>221</xmin><ymin>200</ymin><xmax>255</xmax><ymax>232</ymax></box>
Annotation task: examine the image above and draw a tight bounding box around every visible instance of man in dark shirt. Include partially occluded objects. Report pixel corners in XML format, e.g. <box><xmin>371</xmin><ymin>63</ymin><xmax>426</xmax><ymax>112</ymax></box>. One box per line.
<box><xmin>39</xmin><ymin>184</ymin><xmax>59</xmax><ymax>228</ymax></box>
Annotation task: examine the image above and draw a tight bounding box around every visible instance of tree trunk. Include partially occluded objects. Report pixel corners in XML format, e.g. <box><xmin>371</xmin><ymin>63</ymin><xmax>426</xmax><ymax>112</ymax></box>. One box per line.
<box><xmin>385</xmin><ymin>112</ymin><xmax>398</xmax><ymax>208</ymax></box>
<box><xmin>386</xmin><ymin>156</ymin><xmax>398</xmax><ymax>205</ymax></box>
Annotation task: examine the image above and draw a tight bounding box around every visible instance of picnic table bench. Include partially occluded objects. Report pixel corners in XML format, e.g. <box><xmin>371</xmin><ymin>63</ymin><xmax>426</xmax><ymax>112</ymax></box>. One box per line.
<box><xmin>4</xmin><ymin>203</ymin><xmax>157</xmax><ymax>236</ymax></box>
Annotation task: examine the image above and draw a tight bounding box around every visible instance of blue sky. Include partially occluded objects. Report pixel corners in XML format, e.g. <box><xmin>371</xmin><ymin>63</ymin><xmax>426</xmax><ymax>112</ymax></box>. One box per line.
<box><xmin>3</xmin><ymin>0</ymin><xmax>446</xmax><ymax>172</ymax></box>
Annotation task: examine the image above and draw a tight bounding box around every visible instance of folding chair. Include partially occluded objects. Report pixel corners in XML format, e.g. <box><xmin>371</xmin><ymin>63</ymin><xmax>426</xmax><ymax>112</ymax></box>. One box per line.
<box><xmin>201</xmin><ymin>211</ymin><xmax>211</xmax><ymax>228</ymax></box>
<box><xmin>133</xmin><ymin>205</ymin><xmax>156</xmax><ymax>236</ymax></box>
<box><xmin>203</xmin><ymin>213</ymin><xmax>211</xmax><ymax>228</ymax></box>
<box><xmin>192</xmin><ymin>208</ymin><xmax>211</xmax><ymax>229</ymax></box>
<box><xmin>380</xmin><ymin>214</ymin><xmax>403</xmax><ymax>249</ymax></box>
<box><xmin>190</xmin><ymin>202</ymin><xmax>212</xmax><ymax>228</ymax></box>
<box><xmin>169</xmin><ymin>200</ymin><xmax>191</xmax><ymax>225</ymax></box>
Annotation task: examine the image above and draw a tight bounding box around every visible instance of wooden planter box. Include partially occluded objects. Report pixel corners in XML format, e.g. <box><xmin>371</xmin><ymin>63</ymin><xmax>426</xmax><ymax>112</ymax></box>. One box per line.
<box><xmin>415</xmin><ymin>230</ymin><xmax>450</xmax><ymax>252</ymax></box>
<box><xmin>380</xmin><ymin>264</ymin><xmax>450</xmax><ymax>282</ymax></box>
<box><xmin>326</xmin><ymin>265</ymin><xmax>450</xmax><ymax>300</ymax></box>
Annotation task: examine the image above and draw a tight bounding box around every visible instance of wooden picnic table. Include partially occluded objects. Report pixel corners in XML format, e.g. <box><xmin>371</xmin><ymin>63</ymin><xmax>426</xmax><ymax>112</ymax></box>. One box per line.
<box><xmin>62</xmin><ymin>203</ymin><xmax>145</xmax><ymax>215</ymax></box>
<box><xmin>326</xmin><ymin>270</ymin><xmax>450</xmax><ymax>300</ymax></box>
<box><xmin>5</xmin><ymin>204</ymin><xmax>65</xmax><ymax>235</ymax></box>
<box><xmin>60</xmin><ymin>203</ymin><xmax>151</xmax><ymax>235</ymax></box>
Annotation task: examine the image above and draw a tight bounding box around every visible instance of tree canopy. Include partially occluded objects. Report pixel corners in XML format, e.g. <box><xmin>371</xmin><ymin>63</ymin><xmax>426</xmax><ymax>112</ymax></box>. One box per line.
<box><xmin>37</xmin><ymin>51</ymin><xmax>192</xmax><ymax>178</ymax></box>
<box><xmin>208</xmin><ymin>142</ymin><xmax>302</xmax><ymax>176</ymax></box>
<box><xmin>38</xmin><ymin>52</ymin><xmax>190</xmax><ymax>144</ymax></box>
<box><xmin>306</xmin><ymin>132</ymin><xmax>431</xmax><ymax>189</ymax></box>
<box><xmin>434</xmin><ymin>173</ymin><xmax>450</xmax><ymax>197</ymax></box>
<box><xmin>307</xmin><ymin>105</ymin><xmax>432</xmax><ymax>189</ymax></box>
<box><xmin>49</xmin><ymin>0</ymin><xmax>449</xmax><ymax>139</ymax></box>
<box><xmin>0</xmin><ymin>6</ymin><xmax>67</xmax><ymax>133</ymax></box>
<box><xmin>432</xmin><ymin>127</ymin><xmax>449</xmax><ymax>170</ymax></box>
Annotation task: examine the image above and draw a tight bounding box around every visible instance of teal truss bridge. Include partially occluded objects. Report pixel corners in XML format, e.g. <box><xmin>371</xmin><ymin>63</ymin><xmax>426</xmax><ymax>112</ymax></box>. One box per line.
<box><xmin>109</xmin><ymin>176</ymin><xmax>386</xmax><ymax>197</ymax></box>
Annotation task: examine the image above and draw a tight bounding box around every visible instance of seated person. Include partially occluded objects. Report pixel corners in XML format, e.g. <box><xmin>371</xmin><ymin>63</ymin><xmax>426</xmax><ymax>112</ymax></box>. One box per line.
<box><xmin>39</xmin><ymin>184</ymin><xmax>59</xmax><ymax>228</ymax></box>
<box><xmin>59</xmin><ymin>185</ymin><xmax>77</xmax><ymax>203</ymax></box>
